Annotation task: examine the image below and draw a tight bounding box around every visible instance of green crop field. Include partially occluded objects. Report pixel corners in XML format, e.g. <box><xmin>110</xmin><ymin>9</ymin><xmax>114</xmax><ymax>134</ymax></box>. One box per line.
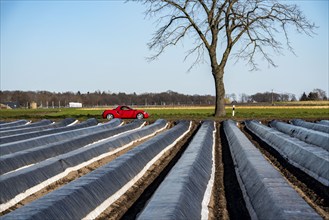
<box><xmin>1</xmin><ymin>103</ymin><xmax>328</xmax><ymax>122</ymax></box>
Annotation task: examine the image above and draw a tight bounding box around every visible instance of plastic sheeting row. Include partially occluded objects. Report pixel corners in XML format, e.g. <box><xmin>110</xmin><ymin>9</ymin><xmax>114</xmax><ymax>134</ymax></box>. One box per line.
<box><xmin>291</xmin><ymin>119</ymin><xmax>329</xmax><ymax>134</ymax></box>
<box><xmin>0</xmin><ymin>120</ymin><xmax>143</xmax><ymax>175</ymax></box>
<box><xmin>0</xmin><ymin>118</ymin><xmax>98</xmax><ymax>145</ymax></box>
<box><xmin>245</xmin><ymin>120</ymin><xmax>329</xmax><ymax>186</ymax></box>
<box><xmin>317</xmin><ymin>120</ymin><xmax>329</xmax><ymax>126</ymax></box>
<box><xmin>270</xmin><ymin>120</ymin><xmax>329</xmax><ymax>151</ymax></box>
<box><xmin>0</xmin><ymin>118</ymin><xmax>77</xmax><ymax>138</ymax></box>
<box><xmin>0</xmin><ymin>120</ymin><xmax>30</xmax><ymax>129</ymax></box>
<box><xmin>0</xmin><ymin>119</ymin><xmax>121</xmax><ymax>155</ymax></box>
<box><xmin>223</xmin><ymin>120</ymin><xmax>321</xmax><ymax>220</ymax></box>
<box><xmin>137</xmin><ymin>121</ymin><xmax>216</xmax><ymax>220</ymax></box>
<box><xmin>0</xmin><ymin>119</ymin><xmax>167</xmax><ymax>212</ymax></box>
<box><xmin>2</xmin><ymin>120</ymin><xmax>190</xmax><ymax>219</ymax></box>
<box><xmin>0</xmin><ymin>119</ymin><xmax>52</xmax><ymax>133</ymax></box>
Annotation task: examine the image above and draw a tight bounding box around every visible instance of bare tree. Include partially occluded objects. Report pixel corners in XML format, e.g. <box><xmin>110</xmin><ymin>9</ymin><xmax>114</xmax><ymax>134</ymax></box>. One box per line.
<box><xmin>138</xmin><ymin>0</ymin><xmax>316</xmax><ymax>116</ymax></box>
<box><xmin>313</xmin><ymin>88</ymin><xmax>327</xmax><ymax>100</ymax></box>
<box><xmin>240</xmin><ymin>93</ymin><xmax>250</xmax><ymax>103</ymax></box>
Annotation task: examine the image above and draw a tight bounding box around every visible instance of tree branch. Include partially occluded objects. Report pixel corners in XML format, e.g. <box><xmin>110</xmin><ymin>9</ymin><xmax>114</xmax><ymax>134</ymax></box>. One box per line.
<box><xmin>137</xmin><ymin>0</ymin><xmax>316</xmax><ymax>71</ymax></box>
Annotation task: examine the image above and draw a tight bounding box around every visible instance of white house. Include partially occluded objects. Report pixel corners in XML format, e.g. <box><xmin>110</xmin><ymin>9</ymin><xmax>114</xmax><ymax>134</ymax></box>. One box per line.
<box><xmin>69</xmin><ymin>102</ymin><xmax>82</xmax><ymax>108</ymax></box>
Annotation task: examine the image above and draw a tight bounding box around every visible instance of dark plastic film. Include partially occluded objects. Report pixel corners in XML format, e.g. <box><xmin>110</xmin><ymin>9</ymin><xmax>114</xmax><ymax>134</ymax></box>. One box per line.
<box><xmin>224</xmin><ymin>120</ymin><xmax>321</xmax><ymax>220</ymax></box>
<box><xmin>270</xmin><ymin>120</ymin><xmax>329</xmax><ymax>151</ymax></box>
<box><xmin>0</xmin><ymin>120</ymin><xmax>142</xmax><ymax>175</ymax></box>
<box><xmin>0</xmin><ymin>118</ymin><xmax>121</xmax><ymax>155</ymax></box>
<box><xmin>0</xmin><ymin>120</ymin><xmax>30</xmax><ymax>129</ymax></box>
<box><xmin>291</xmin><ymin>119</ymin><xmax>329</xmax><ymax>134</ymax></box>
<box><xmin>0</xmin><ymin>119</ymin><xmax>166</xmax><ymax>211</ymax></box>
<box><xmin>245</xmin><ymin>120</ymin><xmax>329</xmax><ymax>186</ymax></box>
<box><xmin>1</xmin><ymin>120</ymin><xmax>189</xmax><ymax>220</ymax></box>
<box><xmin>137</xmin><ymin>121</ymin><xmax>215</xmax><ymax>220</ymax></box>
<box><xmin>0</xmin><ymin>119</ymin><xmax>53</xmax><ymax>134</ymax></box>
<box><xmin>317</xmin><ymin>120</ymin><xmax>329</xmax><ymax>126</ymax></box>
<box><xmin>0</xmin><ymin>118</ymin><xmax>97</xmax><ymax>145</ymax></box>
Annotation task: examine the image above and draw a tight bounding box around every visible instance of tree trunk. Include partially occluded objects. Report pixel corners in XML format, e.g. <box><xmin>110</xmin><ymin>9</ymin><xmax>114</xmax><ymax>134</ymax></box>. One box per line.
<box><xmin>213</xmin><ymin>66</ymin><xmax>226</xmax><ymax>117</ymax></box>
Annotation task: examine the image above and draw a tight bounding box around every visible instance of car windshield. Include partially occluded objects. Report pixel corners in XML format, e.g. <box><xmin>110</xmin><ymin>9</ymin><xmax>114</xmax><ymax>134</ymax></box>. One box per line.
<box><xmin>121</xmin><ymin>106</ymin><xmax>132</xmax><ymax>110</ymax></box>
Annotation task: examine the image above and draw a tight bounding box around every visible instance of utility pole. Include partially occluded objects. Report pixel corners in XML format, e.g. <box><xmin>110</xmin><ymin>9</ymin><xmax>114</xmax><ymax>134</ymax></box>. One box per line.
<box><xmin>271</xmin><ymin>89</ymin><xmax>274</xmax><ymax>106</ymax></box>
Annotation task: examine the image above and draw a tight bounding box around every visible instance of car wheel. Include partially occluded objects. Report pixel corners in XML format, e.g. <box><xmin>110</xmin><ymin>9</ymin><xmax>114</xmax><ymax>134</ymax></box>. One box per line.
<box><xmin>136</xmin><ymin>113</ymin><xmax>144</xmax><ymax>119</ymax></box>
<box><xmin>106</xmin><ymin>114</ymin><xmax>114</xmax><ymax>120</ymax></box>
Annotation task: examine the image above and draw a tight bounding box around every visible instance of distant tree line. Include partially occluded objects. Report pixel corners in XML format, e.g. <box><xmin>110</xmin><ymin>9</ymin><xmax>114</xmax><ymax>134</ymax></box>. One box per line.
<box><xmin>226</xmin><ymin>88</ymin><xmax>327</xmax><ymax>103</ymax></box>
<box><xmin>0</xmin><ymin>90</ymin><xmax>215</xmax><ymax>108</ymax></box>
<box><xmin>0</xmin><ymin>89</ymin><xmax>326</xmax><ymax>108</ymax></box>
<box><xmin>226</xmin><ymin>92</ymin><xmax>297</xmax><ymax>103</ymax></box>
<box><xmin>299</xmin><ymin>89</ymin><xmax>328</xmax><ymax>101</ymax></box>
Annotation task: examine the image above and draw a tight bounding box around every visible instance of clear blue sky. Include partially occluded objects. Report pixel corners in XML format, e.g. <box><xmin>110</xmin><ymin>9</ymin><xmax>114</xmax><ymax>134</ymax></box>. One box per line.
<box><xmin>1</xmin><ymin>0</ymin><xmax>328</xmax><ymax>99</ymax></box>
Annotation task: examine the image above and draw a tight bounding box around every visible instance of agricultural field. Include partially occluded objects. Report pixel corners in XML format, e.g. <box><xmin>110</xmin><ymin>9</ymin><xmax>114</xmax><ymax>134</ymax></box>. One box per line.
<box><xmin>0</xmin><ymin>102</ymin><xmax>328</xmax><ymax>219</ymax></box>
<box><xmin>0</xmin><ymin>116</ymin><xmax>328</xmax><ymax>219</ymax></box>
<box><xmin>0</xmin><ymin>101</ymin><xmax>328</xmax><ymax>121</ymax></box>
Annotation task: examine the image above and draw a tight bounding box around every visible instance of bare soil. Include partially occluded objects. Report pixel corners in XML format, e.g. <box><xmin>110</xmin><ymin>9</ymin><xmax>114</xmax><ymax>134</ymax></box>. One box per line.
<box><xmin>210</xmin><ymin>123</ymin><xmax>229</xmax><ymax>220</ymax></box>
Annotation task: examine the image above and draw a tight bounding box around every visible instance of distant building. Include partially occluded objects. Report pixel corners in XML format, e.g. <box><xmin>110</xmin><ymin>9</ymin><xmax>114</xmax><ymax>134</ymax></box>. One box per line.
<box><xmin>30</xmin><ymin>102</ymin><xmax>37</xmax><ymax>109</ymax></box>
<box><xmin>69</xmin><ymin>102</ymin><xmax>82</xmax><ymax>108</ymax></box>
<box><xmin>1</xmin><ymin>102</ymin><xmax>19</xmax><ymax>109</ymax></box>
<box><xmin>0</xmin><ymin>103</ymin><xmax>10</xmax><ymax>109</ymax></box>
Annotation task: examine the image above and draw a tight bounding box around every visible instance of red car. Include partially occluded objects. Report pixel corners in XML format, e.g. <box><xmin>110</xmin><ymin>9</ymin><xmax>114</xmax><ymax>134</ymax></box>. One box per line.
<box><xmin>102</xmin><ymin>105</ymin><xmax>149</xmax><ymax>120</ymax></box>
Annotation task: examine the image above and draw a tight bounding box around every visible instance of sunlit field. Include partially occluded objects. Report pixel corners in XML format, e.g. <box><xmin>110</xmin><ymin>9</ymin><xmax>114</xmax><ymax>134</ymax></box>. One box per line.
<box><xmin>1</xmin><ymin>101</ymin><xmax>328</xmax><ymax>122</ymax></box>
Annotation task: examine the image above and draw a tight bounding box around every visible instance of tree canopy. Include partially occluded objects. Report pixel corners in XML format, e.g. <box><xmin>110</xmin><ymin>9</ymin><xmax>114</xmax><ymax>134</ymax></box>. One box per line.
<box><xmin>139</xmin><ymin>0</ymin><xmax>316</xmax><ymax>116</ymax></box>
